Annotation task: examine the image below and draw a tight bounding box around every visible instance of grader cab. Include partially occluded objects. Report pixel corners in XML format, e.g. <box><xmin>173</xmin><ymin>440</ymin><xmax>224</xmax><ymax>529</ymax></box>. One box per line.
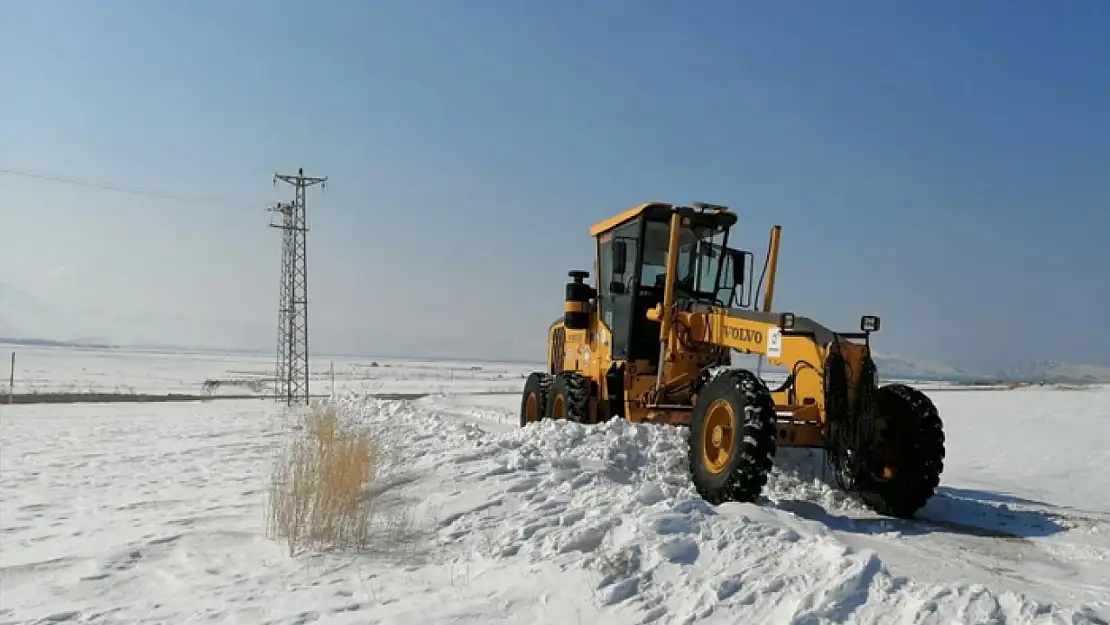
<box><xmin>520</xmin><ymin>201</ymin><xmax>945</xmax><ymax>518</ymax></box>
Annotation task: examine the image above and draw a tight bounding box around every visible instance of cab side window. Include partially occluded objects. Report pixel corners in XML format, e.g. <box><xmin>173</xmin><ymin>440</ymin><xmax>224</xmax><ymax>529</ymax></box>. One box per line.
<box><xmin>600</xmin><ymin>221</ymin><xmax>639</xmax><ymax>359</ymax></box>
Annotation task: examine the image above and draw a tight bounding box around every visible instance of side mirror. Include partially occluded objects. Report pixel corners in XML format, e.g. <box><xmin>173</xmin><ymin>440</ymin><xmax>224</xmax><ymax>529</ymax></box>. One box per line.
<box><xmin>612</xmin><ymin>240</ymin><xmax>628</xmax><ymax>275</ymax></box>
<box><xmin>609</xmin><ymin>281</ymin><xmax>627</xmax><ymax>295</ymax></box>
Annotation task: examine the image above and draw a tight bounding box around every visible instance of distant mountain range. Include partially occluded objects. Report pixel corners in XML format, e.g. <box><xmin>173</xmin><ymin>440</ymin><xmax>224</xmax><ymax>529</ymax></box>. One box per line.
<box><xmin>0</xmin><ymin>336</ymin><xmax>120</xmax><ymax>349</ymax></box>
<box><xmin>869</xmin><ymin>352</ymin><xmax>978</xmax><ymax>382</ymax></box>
<box><xmin>728</xmin><ymin>350</ymin><xmax>1110</xmax><ymax>385</ymax></box>
<box><xmin>992</xmin><ymin>360</ymin><xmax>1110</xmax><ymax>385</ymax></box>
<box><xmin>871</xmin><ymin>352</ymin><xmax>1110</xmax><ymax>385</ymax></box>
<box><xmin>0</xmin><ymin>336</ymin><xmax>260</xmax><ymax>356</ymax></box>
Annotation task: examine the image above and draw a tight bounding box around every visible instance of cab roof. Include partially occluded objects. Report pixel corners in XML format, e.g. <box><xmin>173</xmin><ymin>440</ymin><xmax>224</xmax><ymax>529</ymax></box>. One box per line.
<box><xmin>589</xmin><ymin>201</ymin><xmax>738</xmax><ymax>238</ymax></box>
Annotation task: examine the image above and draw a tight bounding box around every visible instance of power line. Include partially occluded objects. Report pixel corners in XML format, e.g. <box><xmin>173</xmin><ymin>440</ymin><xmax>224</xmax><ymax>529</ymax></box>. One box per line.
<box><xmin>0</xmin><ymin>167</ymin><xmax>249</xmax><ymax>210</ymax></box>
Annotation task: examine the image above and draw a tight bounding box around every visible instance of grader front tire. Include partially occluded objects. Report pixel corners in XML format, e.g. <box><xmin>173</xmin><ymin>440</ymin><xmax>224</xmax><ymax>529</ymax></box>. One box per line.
<box><xmin>688</xmin><ymin>370</ymin><xmax>777</xmax><ymax>504</ymax></box>
<box><xmin>857</xmin><ymin>383</ymin><xmax>946</xmax><ymax>518</ymax></box>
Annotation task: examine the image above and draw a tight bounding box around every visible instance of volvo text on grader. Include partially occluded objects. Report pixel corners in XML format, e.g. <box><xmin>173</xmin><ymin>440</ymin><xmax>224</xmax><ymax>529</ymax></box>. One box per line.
<box><xmin>519</xmin><ymin>201</ymin><xmax>945</xmax><ymax>518</ymax></box>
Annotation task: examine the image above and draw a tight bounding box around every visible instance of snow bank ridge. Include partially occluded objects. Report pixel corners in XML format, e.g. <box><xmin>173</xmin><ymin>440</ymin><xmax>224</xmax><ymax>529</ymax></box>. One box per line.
<box><xmin>334</xmin><ymin>394</ymin><xmax>1107</xmax><ymax>624</ymax></box>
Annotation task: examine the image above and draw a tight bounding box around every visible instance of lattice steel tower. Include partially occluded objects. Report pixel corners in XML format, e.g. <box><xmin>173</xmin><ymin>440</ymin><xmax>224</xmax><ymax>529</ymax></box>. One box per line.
<box><xmin>269</xmin><ymin>167</ymin><xmax>327</xmax><ymax>405</ymax></box>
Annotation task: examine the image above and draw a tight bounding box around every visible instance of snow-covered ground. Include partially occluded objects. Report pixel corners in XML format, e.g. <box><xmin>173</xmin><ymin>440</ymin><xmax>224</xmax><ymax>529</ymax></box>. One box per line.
<box><xmin>1</xmin><ymin>344</ymin><xmax>534</xmax><ymax>397</ymax></box>
<box><xmin>2</xmin><ymin>348</ymin><xmax>1109</xmax><ymax>623</ymax></box>
<box><xmin>1</xmin><ymin>344</ymin><xmax>998</xmax><ymax>400</ymax></box>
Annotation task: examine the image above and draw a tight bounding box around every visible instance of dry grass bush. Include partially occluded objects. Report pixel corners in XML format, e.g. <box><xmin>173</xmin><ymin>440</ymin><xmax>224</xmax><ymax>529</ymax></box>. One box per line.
<box><xmin>267</xmin><ymin>402</ymin><xmax>383</xmax><ymax>555</ymax></box>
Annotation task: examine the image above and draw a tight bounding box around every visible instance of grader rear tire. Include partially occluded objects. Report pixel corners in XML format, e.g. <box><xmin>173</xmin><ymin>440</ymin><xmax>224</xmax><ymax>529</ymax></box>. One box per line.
<box><xmin>688</xmin><ymin>369</ymin><xmax>777</xmax><ymax>504</ymax></box>
<box><xmin>857</xmin><ymin>383</ymin><xmax>946</xmax><ymax>518</ymax></box>
<box><xmin>546</xmin><ymin>372</ymin><xmax>591</xmax><ymax>423</ymax></box>
<box><xmin>519</xmin><ymin>372</ymin><xmax>553</xmax><ymax>427</ymax></box>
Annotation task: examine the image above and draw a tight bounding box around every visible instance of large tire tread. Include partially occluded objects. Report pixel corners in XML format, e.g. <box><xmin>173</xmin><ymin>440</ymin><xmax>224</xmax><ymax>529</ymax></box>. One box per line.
<box><xmin>547</xmin><ymin>372</ymin><xmax>591</xmax><ymax>423</ymax></box>
<box><xmin>858</xmin><ymin>383</ymin><xmax>946</xmax><ymax>518</ymax></box>
<box><xmin>688</xmin><ymin>369</ymin><xmax>778</xmax><ymax>504</ymax></box>
<box><xmin>519</xmin><ymin>372</ymin><xmax>553</xmax><ymax>427</ymax></box>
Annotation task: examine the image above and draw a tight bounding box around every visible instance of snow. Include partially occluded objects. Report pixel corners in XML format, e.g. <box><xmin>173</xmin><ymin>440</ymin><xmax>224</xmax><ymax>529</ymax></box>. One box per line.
<box><xmin>2</xmin><ymin>343</ymin><xmax>535</xmax><ymax>397</ymax></box>
<box><xmin>2</xmin><ymin>348</ymin><xmax>1110</xmax><ymax>624</ymax></box>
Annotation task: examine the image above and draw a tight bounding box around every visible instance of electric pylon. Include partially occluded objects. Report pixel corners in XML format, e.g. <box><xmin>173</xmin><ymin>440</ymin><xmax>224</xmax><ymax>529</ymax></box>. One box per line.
<box><xmin>269</xmin><ymin>167</ymin><xmax>326</xmax><ymax>405</ymax></box>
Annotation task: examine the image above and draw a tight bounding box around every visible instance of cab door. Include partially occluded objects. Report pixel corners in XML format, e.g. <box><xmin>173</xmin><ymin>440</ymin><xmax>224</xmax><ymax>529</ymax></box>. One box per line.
<box><xmin>598</xmin><ymin>220</ymin><xmax>639</xmax><ymax>360</ymax></box>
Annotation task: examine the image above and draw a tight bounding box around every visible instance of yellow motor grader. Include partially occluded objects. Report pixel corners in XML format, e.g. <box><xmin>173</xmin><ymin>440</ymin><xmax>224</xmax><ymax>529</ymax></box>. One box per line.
<box><xmin>519</xmin><ymin>201</ymin><xmax>945</xmax><ymax>518</ymax></box>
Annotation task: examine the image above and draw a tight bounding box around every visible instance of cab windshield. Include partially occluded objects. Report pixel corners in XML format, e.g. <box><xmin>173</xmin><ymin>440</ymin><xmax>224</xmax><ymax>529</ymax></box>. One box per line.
<box><xmin>641</xmin><ymin>219</ymin><xmax>732</xmax><ymax>304</ymax></box>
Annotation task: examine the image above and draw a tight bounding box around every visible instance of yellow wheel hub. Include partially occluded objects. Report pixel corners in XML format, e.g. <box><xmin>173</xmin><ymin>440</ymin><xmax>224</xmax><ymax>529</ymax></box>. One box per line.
<box><xmin>525</xmin><ymin>394</ymin><xmax>539</xmax><ymax>423</ymax></box>
<box><xmin>552</xmin><ymin>394</ymin><xmax>565</xmax><ymax>420</ymax></box>
<box><xmin>702</xmin><ymin>399</ymin><xmax>735</xmax><ymax>474</ymax></box>
<box><xmin>874</xmin><ymin>417</ymin><xmax>900</xmax><ymax>480</ymax></box>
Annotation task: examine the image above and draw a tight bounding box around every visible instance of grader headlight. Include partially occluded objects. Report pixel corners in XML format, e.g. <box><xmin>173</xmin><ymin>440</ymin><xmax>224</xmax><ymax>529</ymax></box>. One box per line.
<box><xmin>861</xmin><ymin>315</ymin><xmax>881</xmax><ymax>333</ymax></box>
<box><xmin>779</xmin><ymin>312</ymin><xmax>795</xmax><ymax>330</ymax></box>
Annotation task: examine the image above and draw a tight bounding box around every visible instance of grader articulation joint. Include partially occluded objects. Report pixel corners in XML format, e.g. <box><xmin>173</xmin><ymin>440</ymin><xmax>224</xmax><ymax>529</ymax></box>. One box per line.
<box><xmin>520</xmin><ymin>201</ymin><xmax>945</xmax><ymax>518</ymax></box>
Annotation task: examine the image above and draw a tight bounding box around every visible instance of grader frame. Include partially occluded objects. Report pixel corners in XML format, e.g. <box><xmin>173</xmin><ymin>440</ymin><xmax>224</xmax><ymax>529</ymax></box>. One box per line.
<box><xmin>520</xmin><ymin>201</ymin><xmax>945</xmax><ymax>518</ymax></box>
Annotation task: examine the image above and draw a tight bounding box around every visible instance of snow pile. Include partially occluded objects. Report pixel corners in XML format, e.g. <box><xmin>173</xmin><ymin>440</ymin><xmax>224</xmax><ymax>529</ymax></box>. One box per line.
<box><xmin>335</xmin><ymin>394</ymin><xmax>1108</xmax><ymax>624</ymax></box>
<box><xmin>4</xmin><ymin>393</ymin><xmax>1105</xmax><ymax>624</ymax></box>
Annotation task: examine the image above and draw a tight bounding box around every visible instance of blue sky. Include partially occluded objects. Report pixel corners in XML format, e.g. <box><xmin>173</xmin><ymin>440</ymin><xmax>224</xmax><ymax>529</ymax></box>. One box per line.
<box><xmin>2</xmin><ymin>0</ymin><xmax>1108</xmax><ymax>370</ymax></box>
